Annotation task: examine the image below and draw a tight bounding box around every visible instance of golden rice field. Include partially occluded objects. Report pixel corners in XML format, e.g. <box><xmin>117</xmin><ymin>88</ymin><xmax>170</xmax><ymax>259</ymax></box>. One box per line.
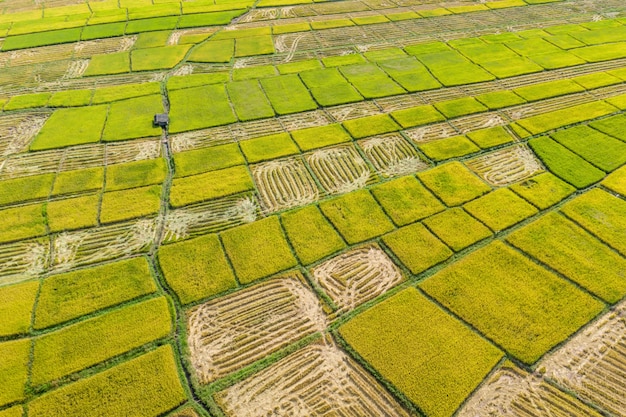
<box><xmin>1</xmin><ymin>0</ymin><xmax>626</xmax><ymax>415</ymax></box>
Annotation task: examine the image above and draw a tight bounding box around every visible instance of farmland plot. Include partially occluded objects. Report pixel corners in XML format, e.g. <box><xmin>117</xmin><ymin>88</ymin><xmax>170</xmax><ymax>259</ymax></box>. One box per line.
<box><xmin>187</xmin><ymin>276</ymin><xmax>326</xmax><ymax>383</ymax></box>
<box><xmin>216</xmin><ymin>340</ymin><xmax>411</xmax><ymax>416</ymax></box>
<box><xmin>3</xmin><ymin>1</ymin><xmax>626</xmax><ymax>416</ymax></box>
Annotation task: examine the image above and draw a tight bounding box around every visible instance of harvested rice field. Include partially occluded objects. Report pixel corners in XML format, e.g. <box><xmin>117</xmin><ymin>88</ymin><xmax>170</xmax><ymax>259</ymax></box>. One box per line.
<box><xmin>1</xmin><ymin>0</ymin><xmax>626</xmax><ymax>415</ymax></box>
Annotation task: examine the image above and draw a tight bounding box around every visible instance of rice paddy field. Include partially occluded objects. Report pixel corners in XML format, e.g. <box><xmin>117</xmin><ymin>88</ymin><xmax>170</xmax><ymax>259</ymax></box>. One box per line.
<box><xmin>1</xmin><ymin>0</ymin><xmax>626</xmax><ymax>415</ymax></box>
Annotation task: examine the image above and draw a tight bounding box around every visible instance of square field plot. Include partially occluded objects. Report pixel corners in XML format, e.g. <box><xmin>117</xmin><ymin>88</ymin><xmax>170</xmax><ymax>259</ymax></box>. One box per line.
<box><xmin>378</xmin><ymin>57</ymin><xmax>442</xmax><ymax>92</ymax></box>
<box><xmin>382</xmin><ymin>222</ymin><xmax>452</xmax><ymax>274</ymax></box>
<box><xmin>507</xmin><ymin>212</ymin><xmax>626</xmax><ymax>304</ymax></box>
<box><xmin>319</xmin><ymin>189</ymin><xmax>394</xmax><ymax>245</ymax></box>
<box><xmin>252</xmin><ymin>157</ymin><xmax>320</xmax><ymax>212</ymax></box>
<box><xmin>131</xmin><ymin>45</ymin><xmax>191</xmax><ymax>71</ymax></box>
<box><xmin>187</xmin><ymin>276</ymin><xmax>326</xmax><ymax>383</ymax></box>
<box><xmin>306</xmin><ymin>145</ymin><xmax>375</xmax><ymax>194</ymax></box>
<box><xmin>227</xmin><ymin>80</ymin><xmax>275</xmax><ymax>121</ymax></box>
<box><xmin>216</xmin><ymin>341</ymin><xmax>411</xmax><ymax>417</ymax></box>
<box><xmin>589</xmin><ymin>114</ymin><xmax>626</xmax><ymax>142</ymax></box>
<box><xmin>424</xmin><ymin>207</ymin><xmax>492</xmax><ymax>252</ymax></box>
<box><xmin>560</xmin><ymin>188</ymin><xmax>626</xmax><ymax>256</ymax></box>
<box><xmin>47</xmin><ymin>194</ymin><xmax>100</xmax><ymax>232</ymax></box>
<box><xmin>0</xmin><ymin>203</ymin><xmax>46</xmax><ymax>244</ymax></box>
<box><xmin>158</xmin><ymin>234</ymin><xmax>237</xmax><ymax>305</ymax></box>
<box><xmin>420</xmin><ymin>241</ymin><xmax>604</xmax><ymax>364</ymax></box>
<box><xmin>260</xmin><ymin>75</ymin><xmax>317</xmax><ymax>115</ymax></box>
<box><xmin>281</xmin><ymin>205</ymin><xmax>346</xmax><ymax>265</ymax></box>
<box><xmin>339</xmin><ymin>287</ymin><xmax>502</xmax><ymax>417</ymax></box>
<box><xmin>312</xmin><ymin>245</ymin><xmax>403</xmax><ymax>312</ymax></box>
<box><xmin>418</xmin><ymin>161</ymin><xmax>491</xmax><ymax>206</ymax></box>
<box><xmin>510</xmin><ymin>172</ymin><xmax>575</xmax><ymax>209</ymax></box>
<box><xmin>359</xmin><ymin>134</ymin><xmax>428</xmax><ymax>177</ymax></box>
<box><xmin>299</xmin><ymin>68</ymin><xmax>363</xmax><ymax>106</ymax></box>
<box><xmin>168</xmin><ymin>84</ymin><xmax>236</xmax><ymax>133</ymax></box>
<box><xmin>220</xmin><ymin>216</ymin><xmax>297</xmax><ymax>284</ymax></box>
<box><xmin>464</xmin><ymin>188</ymin><xmax>538</xmax><ymax>232</ymax></box>
<box><xmin>370</xmin><ymin>175</ymin><xmax>444</xmax><ymax>226</ymax></box>
<box><xmin>102</xmin><ymin>95</ymin><xmax>163</xmax><ymax>142</ymax></box>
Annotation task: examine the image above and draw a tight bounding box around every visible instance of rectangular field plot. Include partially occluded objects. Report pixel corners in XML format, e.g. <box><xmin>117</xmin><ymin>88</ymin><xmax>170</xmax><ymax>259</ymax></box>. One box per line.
<box><xmin>299</xmin><ymin>68</ymin><xmax>363</xmax><ymax>106</ymax></box>
<box><xmin>260</xmin><ymin>75</ymin><xmax>317</xmax><ymax>115</ymax></box>
<box><xmin>306</xmin><ymin>145</ymin><xmax>376</xmax><ymax>194</ymax></box>
<box><xmin>465</xmin><ymin>145</ymin><xmax>543</xmax><ymax>187</ymax></box>
<box><xmin>417</xmin><ymin>161</ymin><xmax>491</xmax><ymax>207</ymax></box>
<box><xmin>312</xmin><ymin>245</ymin><xmax>403</xmax><ymax>312</ymax></box>
<box><xmin>539</xmin><ymin>300</ymin><xmax>626</xmax><ymax>416</ymax></box>
<box><xmin>528</xmin><ymin>136</ymin><xmax>605</xmax><ymax>189</ymax></box>
<box><xmin>602</xmin><ymin>165</ymin><xmax>626</xmax><ymax>196</ymax></box>
<box><xmin>359</xmin><ymin>134</ymin><xmax>428</xmax><ymax>177</ymax></box>
<box><xmin>35</xmin><ymin>257</ymin><xmax>156</xmax><ymax>329</ymax></box>
<box><xmin>508</xmin><ymin>172</ymin><xmax>575</xmax><ymax>211</ymax></box>
<box><xmin>550</xmin><ymin>125</ymin><xmax>626</xmax><ymax>172</ymax></box>
<box><xmin>0</xmin><ymin>339</ymin><xmax>31</xmax><ymax>407</ymax></box>
<box><xmin>161</xmin><ymin>194</ymin><xmax>259</xmax><ymax>242</ymax></box>
<box><xmin>168</xmin><ymin>85</ymin><xmax>237</xmax><ymax>134</ymax></box>
<box><xmin>420</xmin><ymin>241</ymin><xmax>604</xmax><ymax>364</ymax></box>
<box><xmin>0</xmin><ymin>203</ymin><xmax>47</xmax><ymax>244</ymax></box>
<box><xmin>31</xmin><ymin>296</ymin><xmax>172</xmax><ymax>386</ymax></box>
<box><xmin>30</xmin><ymin>105</ymin><xmax>108</xmax><ymax>151</ymax></box>
<box><xmin>158</xmin><ymin>233</ymin><xmax>237</xmax><ymax>305</ymax></box>
<box><xmin>339</xmin><ymin>287</ymin><xmax>502</xmax><ymax>417</ymax></box>
<box><xmin>28</xmin><ymin>345</ymin><xmax>186</xmax><ymax>417</ymax></box>
<box><xmin>51</xmin><ymin>218</ymin><xmax>157</xmax><ymax>271</ymax></box>
<box><xmin>187</xmin><ymin>276</ymin><xmax>326</xmax><ymax>383</ymax></box>
<box><xmin>170</xmin><ymin>165</ymin><xmax>254</xmax><ymax>208</ymax></box>
<box><xmin>320</xmin><ymin>189</ymin><xmax>394</xmax><ymax>245</ymax></box>
<box><xmin>464</xmin><ymin>188</ymin><xmax>538</xmax><ymax>232</ymax></box>
<box><xmin>0</xmin><ymin>280</ymin><xmax>38</xmax><ymax>337</ymax></box>
<box><xmin>371</xmin><ymin>176</ymin><xmax>443</xmax><ymax>227</ymax></box>
<box><xmin>560</xmin><ymin>188</ymin><xmax>626</xmax><ymax>256</ymax></box>
<box><xmin>280</xmin><ymin>205</ymin><xmax>346</xmax><ymax>265</ymax></box>
<box><xmin>102</xmin><ymin>95</ymin><xmax>164</xmax><ymax>142</ymax></box>
<box><xmin>516</xmin><ymin>101</ymin><xmax>618</xmax><ymax>135</ymax></box>
<box><xmin>458</xmin><ymin>362</ymin><xmax>603</xmax><ymax>417</ymax></box>
<box><xmin>508</xmin><ymin>212</ymin><xmax>626</xmax><ymax>303</ymax></box>
<box><xmin>0</xmin><ymin>173</ymin><xmax>55</xmax><ymax>206</ymax></box>
<box><xmin>252</xmin><ymin>157</ymin><xmax>320</xmax><ymax>212</ymax></box>
<box><xmin>173</xmin><ymin>143</ymin><xmax>245</xmax><ymax>178</ymax></box>
<box><xmin>216</xmin><ymin>341</ymin><xmax>411</xmax><ymax>417</ymax></box>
